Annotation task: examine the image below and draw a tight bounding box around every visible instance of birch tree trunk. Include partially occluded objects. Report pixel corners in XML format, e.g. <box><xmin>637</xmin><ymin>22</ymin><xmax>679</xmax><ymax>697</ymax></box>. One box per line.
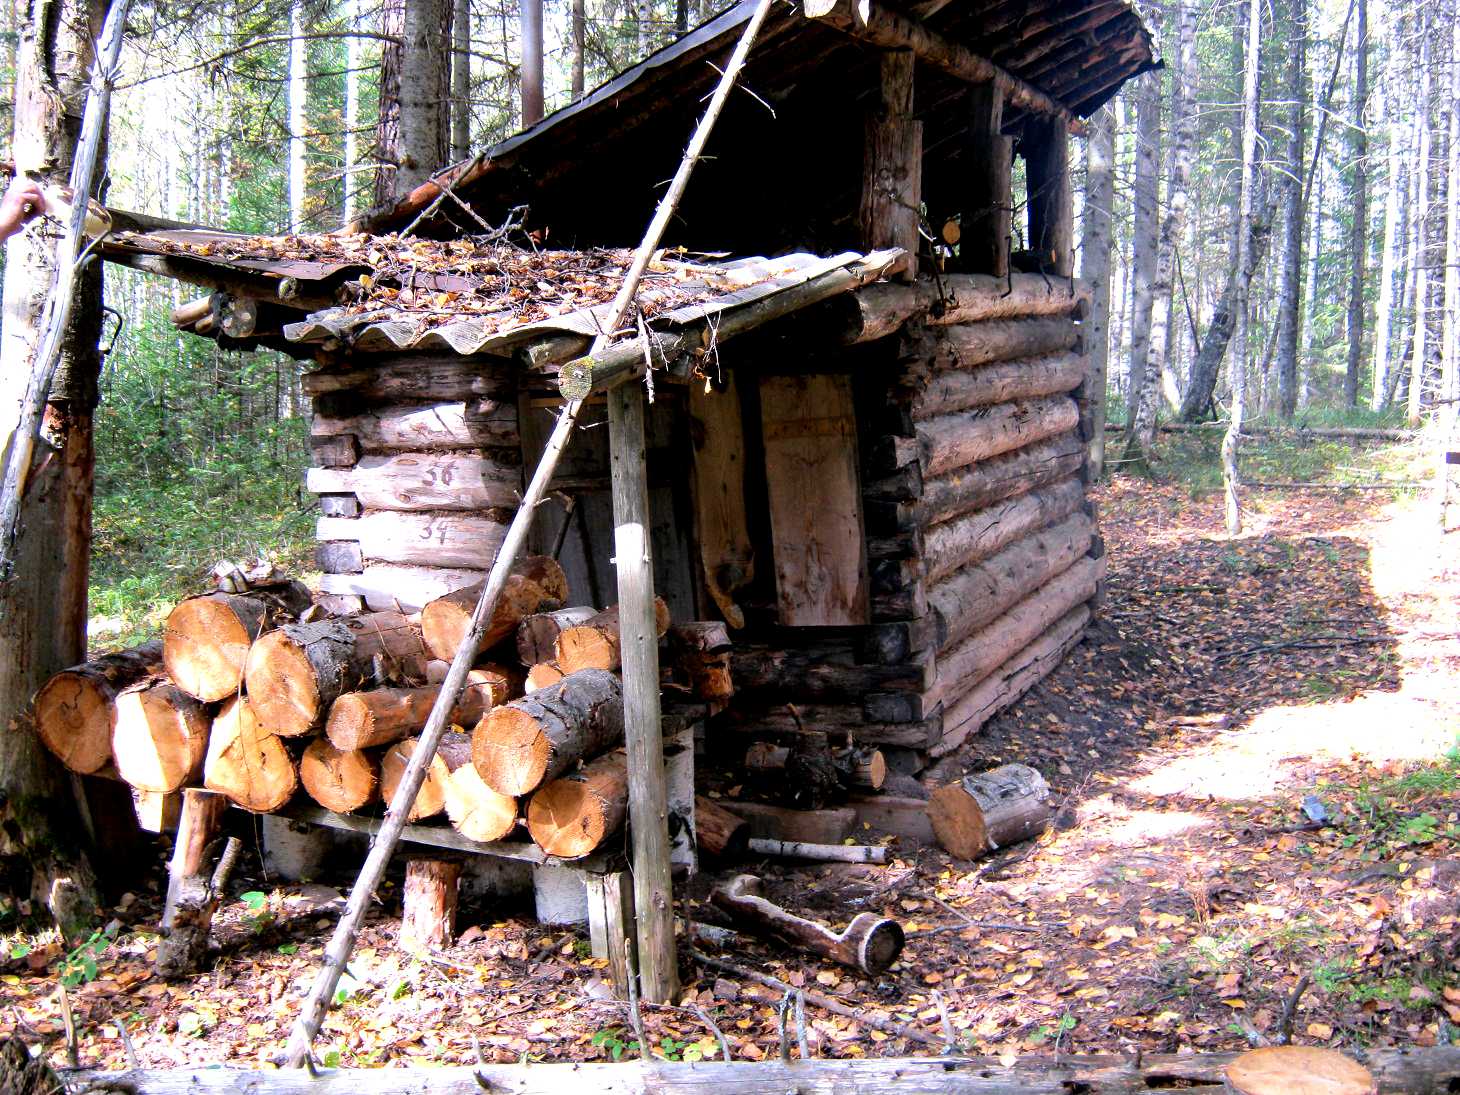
<box><xmin>1124</xmin><ymin>66</ymin><xmax>1160</xmax><ymax>431</ymax></box>
<box><xmin>1343</xmin><ymin>0</ymin><xmax>1369</xmax><ymax>407</ymax></box>
<box><xmin>288</xmin><ymin>0</ymin><xmax>307</xmax><ymax>232</ymax></box>
<box><xmin>1441</xmin><ymin>0</ymin><xmax>1460</xmax><ymax>410</ymax></box>
<box><xmin>0</xmin><ymin>0</ymin><xmax>109</xmax><ymax>942</ymax></box>
<box><xmin>1406</xmin><ymin>16</ymin><xmax>1432</xmax><ymax>426</ymax></box>
<box><xmin>1274</xmin><ymin>0</ymin><xmax>1307</xmax><ymax>419</ymax></box>
<box><xmin>344</xmin><ymin>0</ymin><xmax>361</xmax><ymax>224</ymax></box>
<box><xmin>1080</xmin><ymin>104</ymin><xmax>1115</xmax><ymax>481</ymax></box>
<box><xmin>1371</xmin><ymin>44</ymin><xmax>1405</xmax><ymax>410</ymax></box>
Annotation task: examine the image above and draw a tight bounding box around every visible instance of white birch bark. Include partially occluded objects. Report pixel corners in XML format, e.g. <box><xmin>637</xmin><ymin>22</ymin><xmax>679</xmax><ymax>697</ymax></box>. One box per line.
<box><xmin>289</xmin><ymin>0</ymin><xmax>307</xmax><ymax>233</ymax></box>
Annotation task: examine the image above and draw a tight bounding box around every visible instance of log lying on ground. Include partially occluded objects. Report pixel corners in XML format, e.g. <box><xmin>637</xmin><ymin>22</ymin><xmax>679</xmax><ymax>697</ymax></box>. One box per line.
<box><xmin>911</xmin><ymin>431</ymin><xmax>1085</xmax><ymax>528</ymax></box>
<box><xmin>935</xmin><ymin>604</ymin><xmax>1090</xmax><ymax>757</ymax></box>
<box><xmin>112</xmin><ymin>680</ymin><xmax>210</xmax><ymax>793</ymax></box>
<box><xmin>923</xmin><ymin>477</ymin><xmax>1085</xmax><ymax>585</ymax></box>
<box><xmin>516</xmin><ymin>607</ymin><xmax>597</xmax><ymax>666</ymax></box>
<box><xmin>312</xmin><ymin>399</ymin><xmax>518</xmax><ymax>452</ymax></box>
<box><xmin>909</xmin><ymin>352</ymin><xmax>1086</xmax><ymax>420</ymax></box>
<box><xmin>525</xmin><ymin>751</ymin><xmax>628</xmax><ymax>858</ymax></box>
<box><xmin>379</xmin><ymin>732</ymin><xmax>474</xmax><ymax>822</ymax></box>
<box><xmin>694</xmin><ymin>795</ymin><xmax>750</xmax><ymax>858</ymax></box>
<box><xmin>299</xmin><ymin>738</ymin><xmax>379</xmax><ymax>813</ymax></box>
<box><xmin>245</xmin><ymin>612</ymin><xmax>431</xmax><ymax>738</ymax></box>
<box><xmin>442</xmin><ymin>756</ymin><xmax>518</xmax><ymax>843</ymax></box>
<box><xmin>555</xmin><ymin>598</ymin><xmax>671</xmax><ymax>674</ymax></box>
<box><xmin>928</xmin><ymin>763</ymin><xmax>1053</xmax><ymax>860</ymax></box>
<box><xmin>917</xmin><ymin>395</ymin><xmax>1080</xmax><ymax>479</ymax></box>
<box><xmin>1225</xmin><ymin>1046</ymin><xmax>1377</xmax><ymax>1095</ymax></box>
<box><xmin>164</xmin><ymin>590</ymin><xmax>306</xmax><ymax>702</ymax></box>
<box><xmin>667</xmin><ymin>622</ymin><xmax>734</xmax><ymax>701</ymax></box>
<box><xmin>746</xmin><ymin>838</ymin><xmax>888</xmax><ymax>864</ymax></box>
<box><xmin>711</xmin><ymin>874</ymin><xmax>904</xmax><ymax>975</ymax></box>
<box><xmin>204</xmin><ymin>696</ymin><xmax>298</xmax><ymax>812</ymax></box>
<box><xmin>420</xmin><ymin>558</ymin><xmax>566</xmax><ymax>660</ymax></box>
<box><xmin>524</xmin><ymin>663</ymin><xmax>564</xmax><ymax>692</ymax></box>
<box><xmin>473</xmin><ymin>668</ymin><xmax>624</xmax><ymax>795</ymax></box>
<box><xmin>326</xmin><ymin>667</ymin><xmax>514</xmax><ymax>750</ymax></box>
<box><xmin>33</xmin><ymin>640</ymin><xmax>164</xmax><ymax>774</ymax></box>
<box><xmin>719</xmin><ymin>801</ymin><xmax>857</xmax><ymax>844</ymax></box>
<box><xmin>930</xmin><ymin>511</ymin><xmax>1093</xmax><ymax>650</ymax></box>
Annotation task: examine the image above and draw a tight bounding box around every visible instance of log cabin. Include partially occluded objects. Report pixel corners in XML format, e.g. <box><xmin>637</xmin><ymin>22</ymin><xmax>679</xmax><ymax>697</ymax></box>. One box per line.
<box><xmin>101</xmin><ymin>0</ymin><xmax>1154</xmax><ymax>778</ymax></box>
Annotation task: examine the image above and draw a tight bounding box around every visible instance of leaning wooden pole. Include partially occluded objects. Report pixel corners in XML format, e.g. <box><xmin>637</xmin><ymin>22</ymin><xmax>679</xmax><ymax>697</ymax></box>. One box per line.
<box><xmin>283</xmin><ymin>0</ymin><xmax>775</xmax><ymax>1064</ymax></box>
<box><xmin>0</xmin><ymin>0</ymin><xmax>131</xmax><ymax>584</ymax></box>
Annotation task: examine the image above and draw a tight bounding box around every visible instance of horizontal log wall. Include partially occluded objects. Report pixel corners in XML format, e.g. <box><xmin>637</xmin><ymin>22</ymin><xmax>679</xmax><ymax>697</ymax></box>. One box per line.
<box><xmin>304</xmin><ymin>354</ymin><xmax>522</xmax><ymax>612</ymax></box>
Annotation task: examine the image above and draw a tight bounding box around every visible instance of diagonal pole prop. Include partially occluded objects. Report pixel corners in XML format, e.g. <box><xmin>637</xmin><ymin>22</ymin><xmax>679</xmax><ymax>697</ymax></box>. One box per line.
<box><xmin>283</xmin><ymin>0</ymin><xmax>778</xmax><ymax>1066</ymax></box>
<box><xmin>0</xmin><ymin>0</ymin><xmax>132</xmax><ymax>588</ymax></box>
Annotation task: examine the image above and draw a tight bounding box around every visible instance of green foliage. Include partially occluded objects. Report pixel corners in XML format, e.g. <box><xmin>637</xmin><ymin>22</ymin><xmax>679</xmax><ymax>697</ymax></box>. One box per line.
<box><xmin>60</xmin><ymin>925</ymin><xmax>117</xmax><ymax>988</ymax></box>
<box><xmin>239</xmin><ymin>890</ymin><xmax>275</xmax><ymax>934</ymax></box>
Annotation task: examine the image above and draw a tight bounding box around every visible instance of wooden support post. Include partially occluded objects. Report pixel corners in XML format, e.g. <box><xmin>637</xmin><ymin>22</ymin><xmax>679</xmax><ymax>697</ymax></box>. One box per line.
<box><xmin>607</xmin><ymin>381</ymin><xmax>678</xmax><ymax>1004</ymax></box>
<box><xmin>155</xmin><ymin>789</ymin><xmax>232</xmax><ymax>980</ymax></box>
<box><xmin>585</xmin><ymin>871</ymin><xmax>637</xmax><ymax>998</ymax></box>
<box><xmin>964</xmin><ymin>82</ymin><xmax>1011</xmax><ymax>276</ymax></box>
<box><xmin>861</xmin><ymin>50</ymin><xmax>922</xmax><ymax>282</ymax></box>
<box><xmin>1024</xmin><ymin>117</ymin><xmax>1074</xmax><ymax>276</ymax></box>
<box><xmin>399</xmin><ymin>857</ymin><xmax>461</xmax><ymax>951</ymax></box>
<box><xmin>162</xmin><ymin>789</ymin><xmax>229</xmax><ymax>927</ymax></box>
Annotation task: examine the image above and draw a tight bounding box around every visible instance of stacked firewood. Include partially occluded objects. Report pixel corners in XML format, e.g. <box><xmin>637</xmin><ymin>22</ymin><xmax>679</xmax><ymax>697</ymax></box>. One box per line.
<box><xmin>29</xmin><ymin>557</ymin><xmax>733</xmax><ymax>861</ymax></box>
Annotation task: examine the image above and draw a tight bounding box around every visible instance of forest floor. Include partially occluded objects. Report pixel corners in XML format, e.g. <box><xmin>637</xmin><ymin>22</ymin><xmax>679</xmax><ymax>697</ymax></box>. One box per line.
<box><xmin>5</xmin><ymin>434</ymin><xmax>1460</xmax><ymax>1071</ymax></box>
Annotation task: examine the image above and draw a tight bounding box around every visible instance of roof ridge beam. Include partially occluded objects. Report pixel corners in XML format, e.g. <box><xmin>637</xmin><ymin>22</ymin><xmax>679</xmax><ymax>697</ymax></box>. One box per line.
<box><xmin>803</xmin><ymin>0</ymin><xmax>1086</xmax><ymax>135</ymax></box>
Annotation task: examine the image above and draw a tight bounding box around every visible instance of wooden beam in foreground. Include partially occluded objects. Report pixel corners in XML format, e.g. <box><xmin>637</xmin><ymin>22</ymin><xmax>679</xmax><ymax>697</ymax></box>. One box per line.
<box><xmin>72</xmin><ymin>1047</ymin><xmax>1460</xmax><ymax>1093</ymax></box>
<box><xmin>804</xmin><ymin>0</ymin><xmax>1086</xmax><ymax>135</ymax></box>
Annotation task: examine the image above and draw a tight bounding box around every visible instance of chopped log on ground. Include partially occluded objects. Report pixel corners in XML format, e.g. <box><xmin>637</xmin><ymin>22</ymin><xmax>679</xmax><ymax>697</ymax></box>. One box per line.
<box><xmin>473</xmin><ymin>668</ymin><xmax>624</xmax><ymax>796</ymax></box>
<box><xmin>525</xmin><ymin>662</ymin><xmax>564</xmax><ymax>692</ymax></box>
<box><xmin>378</xmin><ymin>733</ymin><xmax>472</xmax><ymax>822</ymax></box>
<box><xmin>398</xmin><ymin>857</ymin><xmax>461</xmax><ymax>952</ymax></box>
<box><xmin>204</xmin><ymin>696</ymin><xmax>298</xmax><ymax>812</ymax></box>
<box><xmin>420</xmin><ymin>565</ymin><xmax>562</xmax><ymax>661</ymax></box>
<box><xmin>442</xmin><ymin>758</ymin><xmax>518</xmax><ymax>843</ymax></box>
<box><xmin>525</xmin><ymin>751</ymin><xmax>628</xmax><ymax>859</ymax></box>
<box><xmin>667</xmin><ymin>622</ymin><xmax>734</xmax><ymax>701</ymax></box>
<box><xmin>299</xmin><ymin>738</ymin><xmax>378</xmax><ymax>814</ymax></box>
<box><xmin>155</xmin><ymin>789</ymin><xmax>235</xmax><ymax>980</ymax></box>
<box><xmin>111</xmin><ymin>680</ymin><xmax>210</xmax><ymax>793</ymax></box>
<box><xmin>554</xmin><ymin>598</ymin><xmax>672</xmax><ymax>673</ymax></box>
<box><xmin>1224</xmin><ymin>1046</ymin><xmax>1377</xmax><ymax>1095</ymax></box>
<box><xmin>516</xmin><ymin>607</ymin><xmax>596</xmax><ymax>666</ymax></box>
<box><xmin>694</xmin><ymin>795</ymin><xmax>750</xmax><ymax>858</ymax></box>
<box><xmin>711</xmin><ymin>874</ymin><xmax>904</xmax><ymax>975</ymax></box>
<box><xmin>64</xmin><ymin>1047</ymin><xmax>1460</xmax><ymax>1093</ymax></box>
<box><xmin>928</xmin><ymin>763</ymin><xmax>1053</xmax><ymax>860</ymax></box>
<box><xmin>163</xmin><ymin>588</ymin><xmax>306</xmax><ymax>702</ymax></box>
<box><xmin>745</xmin><ymin>837</ymin><xmax>888</xmax><ymax>864</ymax></box>
<box><xmin>32</xmin><ymin>640</ymin><xmax>164</xmax><ymax>774</ymax></box>
<box><xmin>325</xmin><ymin>667</ymin><xmax>515</xmax><ymax>750</ymax></box>
<box><xmin>245</xmin><ymin>611</ymin><xmax>430</xmax><ymax>737</ymax></box>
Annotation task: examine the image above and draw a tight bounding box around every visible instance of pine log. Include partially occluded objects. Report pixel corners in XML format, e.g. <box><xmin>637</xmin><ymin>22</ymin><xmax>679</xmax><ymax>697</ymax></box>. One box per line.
<box><xmin>927</xmin><ymin>763</ymin><xmax>1053</xmax><ymax>860</ymax></box>
<box><xmin>711</xmin><ymin>874</ymin><xmax>904</xmax><ymax>975</ymax></box>
<box><xmin>421</xmin><ymin>558</ymin><xmax>566</xmax><ymax>660</ymax></box>
<box><xmin>164</xmin><ymin>592</ymin><xmax>297</xmax><ymax>702</ymax></box>
<box><xmin>930</xmin><ymin>511</ymin><xmax>1094</xmax><ymax>650</ymax></box>
<box><xmin>379</xmin><ymin>733</ymin><xmax>461</xmax><ymax>821</ymax></box>
<box><xmin>33</xmin><ymin>640</ymin><xmax>164</xmax><ymax>774</ymax></box>
<box><xmin>917</xmin><ymin>396</ymin><xmax>1079</xmax><ymax>478</ymax></box>
<box><xmin>924</xmin><ymin>477</ymin><xmax>1085</xmax><ymax>585</ymax></box>
<box><xmin>932</xmin><ymin>555</ymin><xmax>1102</xmax><ymax>708</ymax></box>
<box><xmin>554</xmin><ymin>598</ymin><xmax>672</xmax><ymax>674</ymax></box>
<box><xmin>724</xmin><ymin>701</ymin><xmax>942</xmax><ymax>749</ymax></box>
<box><xmin>910</xmin><ymin>352</ymin><xmax>1086</xmax><ymax>420</ymax></box>
<box><xmin>525</xmin><ymin>663</ymin><xmax>564</xmax><ymax>692</ymax></box>
<box><xmin>306</xmin><ymin>453</ymin><xmax>522</xmax><ymax>511</ymax></box>
<box><xmin>111</xmin><ymin>680</ymin><xmax>210</xmax><ymax>793</ymax></box>
<box><xmin>326</xmin><ymin>667</ymin><xmax>514</xmax><ymax>750</ymax></box>
<box><xmin>1224</xmin><ymin>1047</ymin><xmax>1376</xmax><ymax>1095</ymax></box>
<box><xmin>319</xmin><ymin>565</ymin><xmax>484</xmax><ymax>613</ymax></box>
<box><xmin>473</xmin><ymin>668</ymin><xmax>624</xmax><ymax>796</ymax></box>
<box><xmin>204</xmin><ymin>696</ymin><xmax>298</xmax><ymax>812</ymax></box>
<box><xmin>442</xmin><ymin>754</ymin><xmax>518</xmax><ymax>844</ymax></box>
<box><xmin>312</xmin><ymin>399</ymin><xmax>518</xmax><ymax>452</ymax></box>
<box><xmin>516</xmin><ymin>607</ymin><xmax>597</xmax><ymax>666</ymax></box>
<box><xmin>694</xmin><ymin>795</ymin><xmax>750</xmax><ymax>858</ymax></box>
<box><xmin>399</xmin><ymin>857</ymin><xmax>461</xmax><ymax>951</ymax></box>
<box><xmin>926</xmin><ymin>273</ymin><xmax>1088</xmax><ymax>325</ymax></box>
<box><xmin>299</xmin><ymin>738</ymin><xmax>379</xmax><ymax>813</ymax></box>
<box><xmin>525</xmin><ymin>751</ymin><xmax>628</xmax><ymax>859</ymax></box>
<box><xmin>316</xmin><ymin>512</ymin><xmax>510</xmax><ymax>570</ymax></box>
<box><xmin>935</xmin><ymin>604</ymin><xmax>1090</xmax><ymax>757</ymax></box>
<box><xmin>731</xmin><ymin>645</ymin><xmax>934</xmax><ymax>702</ymax></box>
<box><xmin>667</xmin><ymin>622</ymin><xmax>734</xmax><ymax>701</ymax></box>
<box><xmin>845</xmin><ymin>745</ymin><xmax>888</xmax><ymax>791</ymax></box>
<box><xmin>301</xmin><ymin>356</ymin><xmax>513</xmax><ymax>402</ymax></box>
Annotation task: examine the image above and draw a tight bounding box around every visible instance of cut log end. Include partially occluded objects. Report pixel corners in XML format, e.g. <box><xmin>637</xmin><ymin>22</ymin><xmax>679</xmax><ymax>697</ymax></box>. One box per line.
<box><xmin>525</xmin><ymin>662</ymin><xmax>565</xmax><ymax>693</ymax></box>
<box><xmin>380</xmin><ymin>737</ymin><xmax>451</xmax><ymax>821</ymax></box>
<box><xmin>112</xmin><ymin>682</ymin><xmax>209</xmax><ymax>793</ymax></box>
<box><xmin>443</xmin><ymin>765</ymin><xmax>518</xmax><ymax>843</ymax></box>
<box><xmin>244</xmin><ymin>629</ymin><xmax>325</xmax><ymax>737</ymax></box>
<box><xmin>928</xmin><ymin>763</ymin><xmax>1052</xmax><ymax>861</ymax></box>
<box><xmin>33</xmin><ymin>675</ymin><xmax>114</xmax><ymax>775</ymax></box>
<box><xmin>472</xmin><ymin>707</ymin><xmax>552</xmax><ymax>796</ymax></box>
<box><xmin>163</xmin><ymin>595</ymin><xmax>263</xmax><ymax>702</ymax></box>
<box><xmin>555</xmin><ymin>625</ymin><xmax>619</xmax><ymax>673</ymax></box>
<box><xmin>299</xmin><ymin>738</ymin><xmax>378</xmax><ymax>813</ymax></box>
<box><xmin>850</xmin><ymin>914</ymin><xmax>906</xmax><ymax>975</ymax></box>
<box><xmin>1224</xmin><ymin>1046</ymin><xmax>1377</xmax><ymax>1095</ymax></box>
<box><xmin>203</xmin><ymin>697</ymin><xmax>298</xmax><ymax>812</ymax></box>
<box><xmin>525</xmin><ymin>754</ymin><xmax>628</xmax><ymax>859</ymax></box>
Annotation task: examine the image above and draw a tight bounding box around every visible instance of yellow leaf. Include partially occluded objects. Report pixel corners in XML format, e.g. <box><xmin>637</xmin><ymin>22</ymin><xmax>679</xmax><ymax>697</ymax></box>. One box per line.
<box><xmin>1306</xmin><ymin>1022</ymin><xmax>1334</xmax><ymax>1039</ymax></box>
<box><xmin>1222</xmin><ymin>998</ymin><xmax>1247</xmax><ymax>1009</ymax></box>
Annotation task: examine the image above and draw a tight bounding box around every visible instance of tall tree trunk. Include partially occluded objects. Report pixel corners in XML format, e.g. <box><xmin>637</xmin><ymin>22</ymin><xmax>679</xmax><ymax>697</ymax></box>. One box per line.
<box><xmin>1406</xmin><ymin>13</ymin><xmax>1432</xmax><ymax>426</ymax></box>
<box><xmin>1371</xmin><ymin>41</ymin><xmax>1405</xmax><ymax>409</ymax></box>
<box><xmin>1441</xmin><ymin>0</ymin><xmax>1460</xmax><ymax>409</ymax></box>
<box><xmin>1126</xmin><ymin>0</ymin><xmax>1194</xmax><ymax>461</ymax></box>
<box><xmin>1124</xmin><ymin>66</ymin><xmax>1160</xmax><ymax>430</ymax></box>
<box><xmin>288</xmin><ymin>0</ymin><xmax>307</xmax><ymax>232</ymax></box>
<box><xmin>401</xmin><ymin>0</ymin><xmax>452</xmax><ymax>190</ymax></box>
<box><xmin>1080</xmin><ymin>104</ymin><xmax>1116</xmax><ymax>481</ymax></box>
<box><xmin>1274</xmin><ymin>0</ymin><xmax>1308</xmax><ymax>419</ymax></box>
<box><xmin>1225</xmin><ymin>0</ymin><xmax>1263</xmax><ymax>535</ymax></box>
<box><xmin>344</xmin><ymin>0</ymin><xmax>361</xmax><ymax>225</ymax></box>
<box><xmin>0</xmin><ymin>0</ymin><xmax>109</xmax><ymax>942</ymax></box>
<box><xmin>521</xmin><ymin>0</ymin><xmax>543</xmax><ymax>127</ymax></box>
<box><xmin>571</xmin><ymin>0</ymin><xmax>585</xmax><ymax>100</ymax></box>
<box><xmin>451</xmin><ymin>0</ymin><xmax>471</xmax><ymax>160</ymax></box>
<box><xmin>1343</xmin><ymin>0</ymin><xmax>1369</xmax><ymax>406</ymax></box>
<box><xmin>373</xmin><ymin>0</ymin><xmax>405</xmax><ymax>208</ymax></box>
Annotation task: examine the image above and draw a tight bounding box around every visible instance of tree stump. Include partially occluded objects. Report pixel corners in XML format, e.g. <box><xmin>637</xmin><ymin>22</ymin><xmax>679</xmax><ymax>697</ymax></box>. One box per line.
<box><xmin>927</xmin><ymin>762</ymin><xmax>1052</xmax><ymax>860</ymax></box>
<box><xmin>399</xmin><ymin>857</ymin><xmax>461</xmax><ymax>951</ymax></box>
<box><xmin>1224</xmin><ymin>1046</ymin><xmax>1377</xmax><ymax>1095</ymax></box>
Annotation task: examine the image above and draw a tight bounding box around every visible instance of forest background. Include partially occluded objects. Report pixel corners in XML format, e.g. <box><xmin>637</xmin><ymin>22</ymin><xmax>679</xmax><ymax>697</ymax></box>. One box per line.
<box><xmin>0</xmin><ymin>0</ymin><xmax>1457</xmax><ymax>642</ymax></box>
